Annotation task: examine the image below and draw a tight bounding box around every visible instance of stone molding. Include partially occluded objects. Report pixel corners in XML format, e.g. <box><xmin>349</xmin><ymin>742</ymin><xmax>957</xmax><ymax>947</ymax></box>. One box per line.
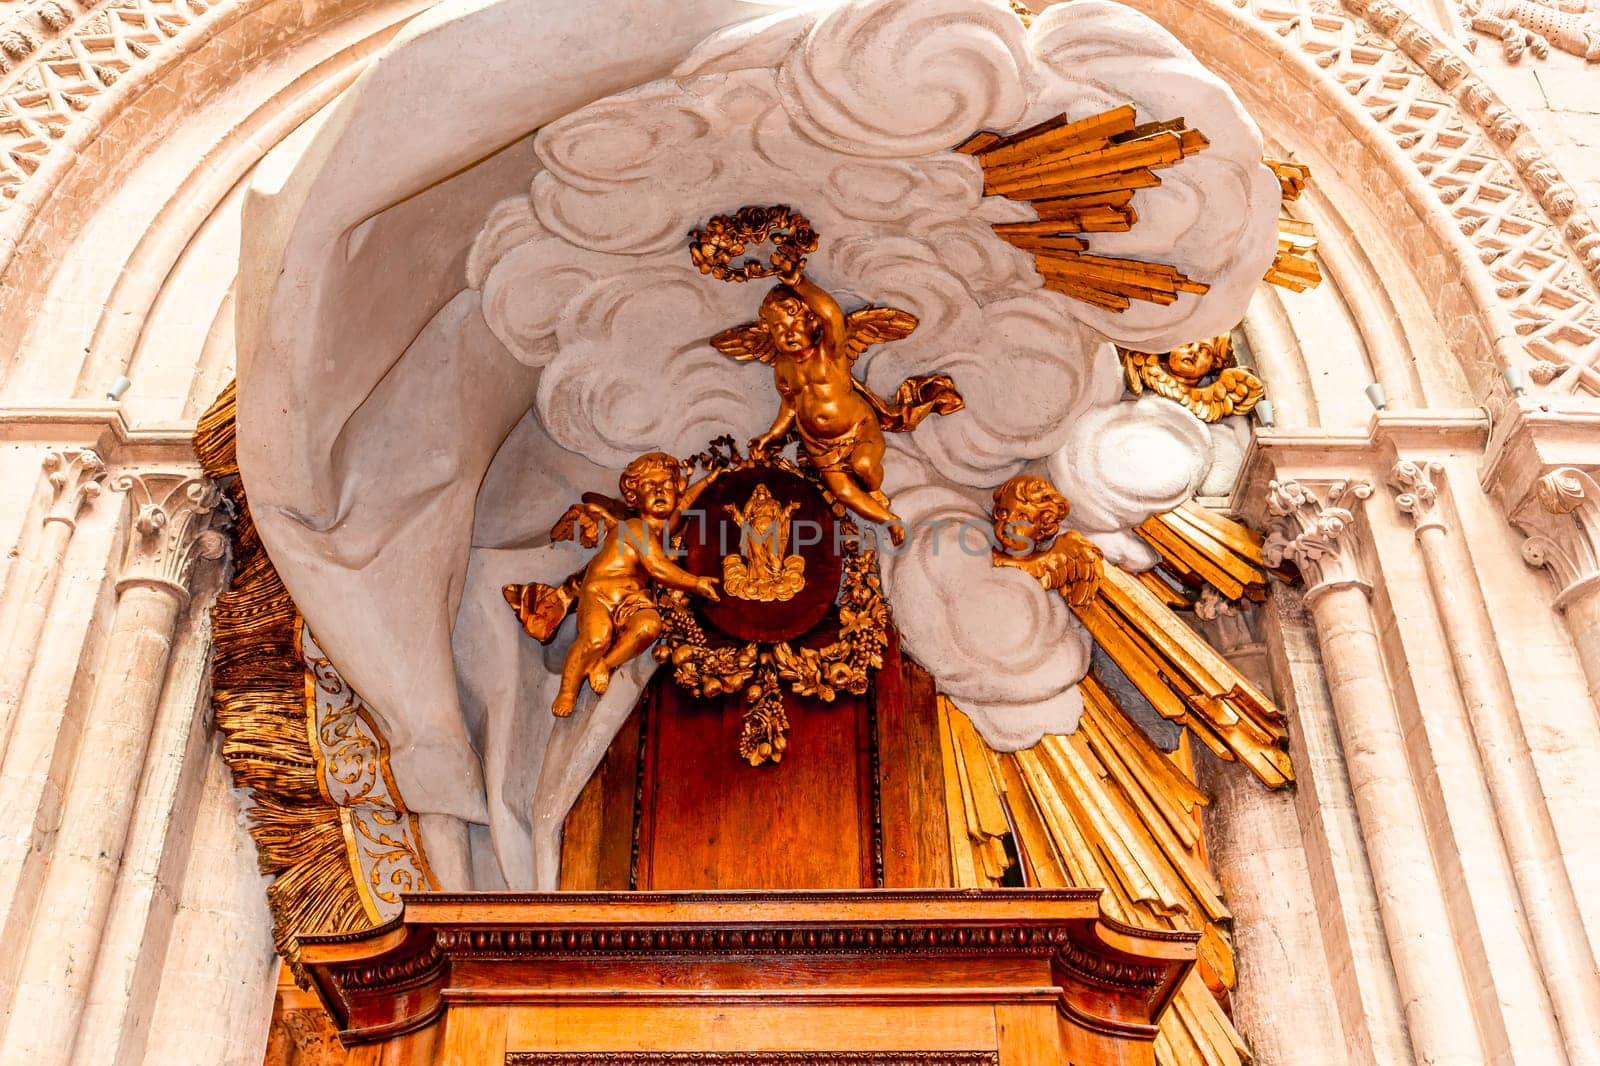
<box><xmin>39</xmin><ymin>447</ymin><xmax>103</xmax><ymax>530</ymax></box>
<box><xmin>1263</xmin><ymin>477</ymin><xmax>1375</xmax><ymax>600</ymax></box>
<box><xmin>1458</xmin><ymin>0</ymin><xmax>1600</xmax><ymax>64</ymax></box>
<box><xmin>1388</xmin><ymin>458</ymin><xmax>1447</xmax><ymax>535</ymax></box>
<box><xmin>0</xmin><ymin>0</ymin><xmax>1597</xmax><ymax>392</ymax></box>
<box><xmin>107</xmin><ymin>470</ymin><xmax>225</xmax><ymax>603</ymax></box>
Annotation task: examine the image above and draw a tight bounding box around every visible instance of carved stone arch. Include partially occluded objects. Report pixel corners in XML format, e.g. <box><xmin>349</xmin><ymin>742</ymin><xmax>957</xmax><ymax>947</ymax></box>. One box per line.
<box><xmin>1111</xmin><ymin>0</ymin><xmax>1600</xmax><ymax>401</ymax></box>
<box><xmin>0</xmin><ymin>0</ymin><xmax>428</xmax><ymax>406</ymax></box>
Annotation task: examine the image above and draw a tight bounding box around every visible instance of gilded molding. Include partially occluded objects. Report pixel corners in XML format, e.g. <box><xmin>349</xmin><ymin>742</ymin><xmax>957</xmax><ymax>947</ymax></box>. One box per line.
<box><xmin>1262</xmin><ymin>478</ymin><xmax>1374</xmax><ymax>599</ymax></box>
<box><xmin>39</xmin><ymin>447</ymin><xmax>103</xmax><ymax>530</ymax></box>
<box><xmin>1388</xmin><ymin>459</ymin><xmax>1447</xmax><ymax>536</ymax></box>
<box><xmin>108</xmin><ymin>470</ymin><xmax>225</xmax><ymax>603</ymax></box>
<box><xmin>303</xmin><ymin>627</ymin><xmax>436</xmax><ymax>920</ymax></box>
<box><xmin>505</xmin><ymin>1049</ymin><xmax>998</xmax><ymax>1056</ymax></box>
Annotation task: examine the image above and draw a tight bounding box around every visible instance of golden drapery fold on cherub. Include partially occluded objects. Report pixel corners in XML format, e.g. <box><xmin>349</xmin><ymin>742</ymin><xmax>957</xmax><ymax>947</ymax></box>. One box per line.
<box><xmin>693</xmin><ymin>206</ymin><xmax>964</xmax><ymax>544</ymax></box>
<box><xmin>502</xmin><ymin>453</ymin><xmax>721</xmax><ymax>718</ymax></box>
<box><xmin>1118</xmin><ymin>333</ymin><xmax>1265</xmax><ymax>423</ymax></box>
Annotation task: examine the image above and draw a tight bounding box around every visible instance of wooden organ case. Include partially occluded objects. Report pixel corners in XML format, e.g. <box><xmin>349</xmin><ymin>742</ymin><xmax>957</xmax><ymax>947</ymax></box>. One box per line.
<box><xmin>299</xmin><ymin>641</ymin><xmax>1197</xmax><ymax>1065</ymax></box>
<box><xmin>297</xmin><ymin>464</ymin><xmax>1199</xmax><ymax>1065</ymax></box>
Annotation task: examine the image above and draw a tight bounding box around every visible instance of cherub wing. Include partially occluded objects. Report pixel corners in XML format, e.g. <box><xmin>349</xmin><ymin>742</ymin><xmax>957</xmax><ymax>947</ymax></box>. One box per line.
<box><xmin>1213</xmin><ymin>367</ymin><xmax>1265</xmax><ymax>417</ymax></box>
<box><xmin>842</xmin><ymin>306</ymin><xmax>918</xmax><ymax>363</ymax></box>
<box><xmin>550</xmin><ymin>493</ymin><xmax>628</xmax><ymax>548</ymax></box>
<box><xmin>1011</xmin><ymin>531</ymin><xmax>1103</xmax><ymax>606</ymax></box>
<box><xmin>709</xmin><ymin>322</ymin><xmax>776</xmax><ymax>364</ymax></box>
<box><xmin>1119</xmin><ymin>347</ymin><xmax>1154</xmax><ymax>396</ymax></box>
<box><xmin>1051</xmin><ymin>531</ymin><xmax>1105</xmax><ymax>607</ymax></box>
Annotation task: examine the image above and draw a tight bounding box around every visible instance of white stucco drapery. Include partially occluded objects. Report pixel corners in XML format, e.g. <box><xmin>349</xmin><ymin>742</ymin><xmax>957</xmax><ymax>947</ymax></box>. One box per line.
<box><xmin>235</xmin><ymin>0</ymin><xmax>1278</xmax><ymax>888</ymax></box>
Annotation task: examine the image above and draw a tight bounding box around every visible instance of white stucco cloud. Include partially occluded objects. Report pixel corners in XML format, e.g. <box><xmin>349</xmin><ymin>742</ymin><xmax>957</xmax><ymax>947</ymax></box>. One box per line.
<box><xmin>463</xmin><ymin>0</ymin><xmax>1277</xmax><ymax>751</ymax></box>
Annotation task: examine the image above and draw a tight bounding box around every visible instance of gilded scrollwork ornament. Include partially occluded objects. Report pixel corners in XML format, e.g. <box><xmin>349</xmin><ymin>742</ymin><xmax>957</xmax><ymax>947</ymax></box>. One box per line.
<box><xmin>1117</xmin><ymin>333</ymin><xmax>1265</xmax><ymax>423</ymax></box>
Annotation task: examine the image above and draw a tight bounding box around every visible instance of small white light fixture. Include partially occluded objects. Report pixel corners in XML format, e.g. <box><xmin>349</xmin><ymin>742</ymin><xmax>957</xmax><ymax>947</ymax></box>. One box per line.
<box><xmin>1254</xmin><ymin>399</ymin><xmax>1276</xmax><ymax>428</ymax></box>
<box><xmin>105</xmin><ymin>375</ymin><xmax>132</xmax><ymax>402</ymax></box>
<box><xmin>1503</xmin><ymin>366</ymin><xmax>1527</xmax><ymax>397</ymax></box>
<box><xmin>1365</xmin><ymin>382</ymin><xmax>1387</xmax><ymax>411</ymax></box>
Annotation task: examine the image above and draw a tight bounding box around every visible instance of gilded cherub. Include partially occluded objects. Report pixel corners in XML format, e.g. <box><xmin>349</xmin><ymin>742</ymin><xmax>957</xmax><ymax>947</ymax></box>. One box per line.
<box><xmin>502</xmin><ymin>452</ymin><xmax>719</xmax><ymax>718</ymax></box>
<box><xmin>1120</xmin><ymin>334</ymin><xmax>1263</xmax><ymax>423</ymax></box>
<box><xmin>710</xmin><ymin>271</ymin><xmax>964</xmax><ymax>545</ymax></box>
<box><xmin>990</xmin><ymin>474</ymin><xmax>1103</xmax><ymax>607</ymax></box>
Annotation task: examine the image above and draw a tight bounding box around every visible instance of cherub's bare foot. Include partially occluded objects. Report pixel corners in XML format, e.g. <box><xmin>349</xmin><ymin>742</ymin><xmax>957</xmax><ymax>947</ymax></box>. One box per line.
<box><xmin>888</xmin><ymin>522</ymin><xmax>907</xmax><ymax>547</ymax></box>
<box><xmin>588</xmin><ymin>663</ymin><xmax>611</xmax><ymax>695</ymax></box>
<box><xmin>551</xmin><ymin>692</ymin><xmax>577</xmax><ymax>718</ymax></box>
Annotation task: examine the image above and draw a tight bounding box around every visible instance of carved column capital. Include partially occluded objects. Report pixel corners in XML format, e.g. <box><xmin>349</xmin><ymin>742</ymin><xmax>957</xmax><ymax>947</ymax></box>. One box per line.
<box><xmin>41</xmin><ymin>449</ymin><xmax>105</xmax><ymax>531</ymax></box>
<box><xmin>1516</xmin><ymin>467</ymin><xmax>1600</xmax><ymax>607</ymax></box>
<box><xmin>1388</xmin><ymin>459</ymin><xmax>1446</xmax><ymax>535</ymax></box>
<box><xmin>1262</xmin><ymin>478</ymin><xmax>1374</xmax><ymax>600</ymax></box>
<box><xmin>108</xmin><ymin>471</ymin><xmax>227</xmax><ymax>604</ymax></box>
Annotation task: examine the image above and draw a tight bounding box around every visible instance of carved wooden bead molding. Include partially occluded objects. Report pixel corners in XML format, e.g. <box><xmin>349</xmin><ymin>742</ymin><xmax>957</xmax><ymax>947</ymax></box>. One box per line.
<box><xmin>39</xmin><ymin>447</ymin><xmax>104</xmax><ymax>530</ymax></box>
<box><xmin>505</xmin><ymin>1049</ymin><xmax>998</xmax><ymax>1056</ymax></box>
<box><xmin>1389</xmin><ymin>458</ymin><xmax>1447</xmax><ymax>535</ymax></box>
<box><xmin>1518</xmin><ymin>466</ymin><xmax>1600</xmax><ymax>604</ymax></box>
<box><xmin>108</xmin><ymin>470</ymin><xmax>225</xmax><ymax>603</ymax></box>
<box><xmin>1263</xmin><ymin>477</ymin><xmax>1375</xmax><ymax>598</ymax></box>
<box><xmin>426</xmin><ymin>921</ymin><xmax>1082</xmax><ymax>959</ymax></box>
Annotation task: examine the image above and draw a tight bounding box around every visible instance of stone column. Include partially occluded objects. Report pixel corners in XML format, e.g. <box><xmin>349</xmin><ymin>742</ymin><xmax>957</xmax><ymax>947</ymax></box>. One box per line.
<box><xmin>1390</xmin><ymin>459</ymin><xmax>1600</xmax><ymax>1065</ymax></box>
<box><xmin>1191</xmin><ymin>591</ymin><xmax>1351</xmax><ymax>1066</ymax></box>
<box><xmin>1517</xmin><ymin>467</ymin><xmax>1600</xmax><ymax>710</ymax></box>
<box><xmin>0</xmin><ymin>449</ymin><xmax>104</xmax><ymax>764</ymax></box>
<box><xmin>0</xmin><ymin>472</ymin><xmax>223</xmax><ymax>1065</ymax></box>
<box><xmin>1263</xmin><ymin>478</ymin><xmax>1486</xmax><ymax>1066</ymax></box>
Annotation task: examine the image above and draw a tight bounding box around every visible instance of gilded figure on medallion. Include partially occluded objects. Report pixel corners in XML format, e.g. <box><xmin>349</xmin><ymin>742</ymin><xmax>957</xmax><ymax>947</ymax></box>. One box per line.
<box><xmin>693</xmin><ymin>206</ymin><xmax>965</xmax><ymax>544</ymax></box>
<box><xmin>503</xmin><ymin>452</ymin><xmax>720</xmax><ymax>718</ymax></box>
<box><xmin>722</xmin><ymin>482</ymin><xmax>806</xmax><ymax>603</ymax></box>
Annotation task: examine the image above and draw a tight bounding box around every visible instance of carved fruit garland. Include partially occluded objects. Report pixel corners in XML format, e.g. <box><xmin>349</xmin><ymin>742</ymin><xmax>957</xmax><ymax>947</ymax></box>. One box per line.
<box><xmin>655</xmin><ymin>516</ymin><xmax>888</xmax><ymax>766</ymax></box>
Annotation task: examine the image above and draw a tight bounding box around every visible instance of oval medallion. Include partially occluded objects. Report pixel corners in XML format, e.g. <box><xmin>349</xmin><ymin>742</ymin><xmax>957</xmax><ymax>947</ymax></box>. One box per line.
<box><xmin>680</xmin><ymin>464</ymin><xmax>841</xmax><ymax>643</ymax></box>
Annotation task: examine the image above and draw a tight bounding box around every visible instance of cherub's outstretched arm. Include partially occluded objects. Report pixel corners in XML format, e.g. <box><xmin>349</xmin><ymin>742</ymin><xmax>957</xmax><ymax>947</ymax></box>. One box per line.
<box><xmin>751</xmin><ymin>395</ymin><xmax>797</xmax><ymax>455</ymax></box>
<box><xmin>639</xmin><ymin>535</ymin><xmax>720</xmax><ymax>601</ymax></box>
<box><xmin>787</xmin><ymin>272</ymin><xmax>846</xmax><ymax>353</ymax></box>
<box><xmin>675</xmin><ymin>470</ymin><xmax>719</xmax><ymax>516</ymax></box>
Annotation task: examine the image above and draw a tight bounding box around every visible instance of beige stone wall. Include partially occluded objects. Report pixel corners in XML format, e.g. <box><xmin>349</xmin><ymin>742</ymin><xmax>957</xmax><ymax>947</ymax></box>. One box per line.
<box><xmin>0</xmin><ymin>0</ymin><xmax>1595</xmax><ymax>1064</ymax></box>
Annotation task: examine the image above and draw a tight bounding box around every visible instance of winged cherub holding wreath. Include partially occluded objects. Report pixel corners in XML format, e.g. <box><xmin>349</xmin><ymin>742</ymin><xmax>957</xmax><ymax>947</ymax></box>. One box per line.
<box><xmin>696</xmin><ymin>207</ymin><xmax>965</xmax><ymax>545</ymax></box>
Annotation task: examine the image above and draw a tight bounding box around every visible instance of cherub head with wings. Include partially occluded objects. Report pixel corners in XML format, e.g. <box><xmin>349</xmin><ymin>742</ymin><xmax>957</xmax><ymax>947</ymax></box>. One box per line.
<box><xmin>992</xmin><ymin>475</ymin><xmax>1070</xmax><ymax>556</ymax></box>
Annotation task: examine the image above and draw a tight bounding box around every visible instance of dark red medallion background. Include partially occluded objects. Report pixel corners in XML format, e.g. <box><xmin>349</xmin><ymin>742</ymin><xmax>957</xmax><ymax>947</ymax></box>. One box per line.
<box><xmin>679</xmin><ymin>465</ymin><xmax>841</xmax><ymax>644</ymax></box>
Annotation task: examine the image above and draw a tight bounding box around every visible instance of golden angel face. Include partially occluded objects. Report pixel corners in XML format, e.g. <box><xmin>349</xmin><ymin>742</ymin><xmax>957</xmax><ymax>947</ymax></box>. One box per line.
<box><xmin>758</xmin><ymin>288</ymin><xmax>820</xmax><ymax>354</ymax></box>
<box><xmin>991</xmin><ymin>475</ymin><xmax>1069</xmax><ymax>555</ymax></box>
<box><xmin>620</xmin><ymin>454</ymin><xmax>686</xmax><ymax>519</ymax></box>
<box><xmin>1165</xmin><ymin>340</ymin><xmax>1218</xmax><ymax>384</ymax></box>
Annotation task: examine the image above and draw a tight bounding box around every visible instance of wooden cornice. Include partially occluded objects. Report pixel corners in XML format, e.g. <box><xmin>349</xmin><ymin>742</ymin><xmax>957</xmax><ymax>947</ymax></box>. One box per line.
<box><xmin>297</xmin><ymin>890</ymin><xmax>1197</xmax><ymax>1049</ymax></box>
